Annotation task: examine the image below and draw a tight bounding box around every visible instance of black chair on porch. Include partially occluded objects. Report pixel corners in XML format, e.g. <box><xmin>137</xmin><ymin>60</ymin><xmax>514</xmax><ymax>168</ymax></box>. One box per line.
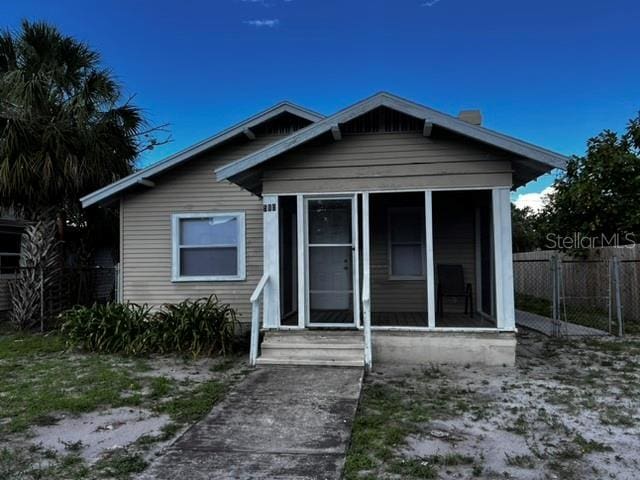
<box><xmin>436</xmin><ymin>264</ymin><xmax>473</xmax><ymax>317</ymax></box>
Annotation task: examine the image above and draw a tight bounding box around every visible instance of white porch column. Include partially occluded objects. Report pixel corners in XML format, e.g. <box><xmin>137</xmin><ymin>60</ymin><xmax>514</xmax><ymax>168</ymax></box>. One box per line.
<box><xmin>362</xmin><ymin>192</ymin><xmax>372</xmax><ymax>369</ymax></box>
<box><xmin>424</xmin><ymin>191</ymin><xmax>436</xmax><ymax>328</ymax></box>
<box><xmin>262</xmin><ymin>195</ymin><xmax>280</xmax><ymax>328</ymax></box>
<box><xmin>492</xmin><ymin>188</ymin><xmax>516</xmax><ymax>330</ymax></box>
<box><xmin>296</xmin><ymin>194</ymin><xmax>306</xmax><ymax>328</ymax></box>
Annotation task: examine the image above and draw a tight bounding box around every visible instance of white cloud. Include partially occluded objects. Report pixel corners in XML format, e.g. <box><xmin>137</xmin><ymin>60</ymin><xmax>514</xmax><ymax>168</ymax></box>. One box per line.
<box><xmin>243</xmin><ymin>19</ymin><xmax>280</xmax><ymax>27</ymax></box>
<box><xmin>421</xmin><ymin>0</ymin><xmax>442</xmax><ymax>6</ymax></box>
<box><xmin>513</xmin><ymin>186</ymin><xmax>555</xmax><ymax>212</ymax></box>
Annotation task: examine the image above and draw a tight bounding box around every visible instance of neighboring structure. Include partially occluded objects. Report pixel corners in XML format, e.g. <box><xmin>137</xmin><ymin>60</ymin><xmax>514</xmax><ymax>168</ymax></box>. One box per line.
<box><xmin>0</xmin><ymin>216</ymin><xmax>26</xmax><ymax>313</ymax></box>
<box><xmin>82</xmin><ymin>92</ymin><xmax>568</xmax><ymax>367</ymax></box>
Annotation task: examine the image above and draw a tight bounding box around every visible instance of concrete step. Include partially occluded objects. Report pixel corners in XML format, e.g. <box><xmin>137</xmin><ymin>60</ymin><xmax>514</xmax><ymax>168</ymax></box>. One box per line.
<box><xmin>262</xmin><ymin>342</ymin><xmax>363</xmax><ymax>350</ymax></box>
<box><xmin>261</xmin><ymin>347</ymin><xmax>363</xmax><ymax>361</ymax></box>
<box><xmin>256</xmin><ymin>357</ymin><xmax>364</xmax><ymax>367</ymax></box>
<box><xmin>258</xmin><ymin>330</ymin><xmax>365</xmax><ymax>367</ymax></box>
<box><xmin>264</xmin><ymin>331</ymin><xmax>363</xmax><ymax>344</ymax></box>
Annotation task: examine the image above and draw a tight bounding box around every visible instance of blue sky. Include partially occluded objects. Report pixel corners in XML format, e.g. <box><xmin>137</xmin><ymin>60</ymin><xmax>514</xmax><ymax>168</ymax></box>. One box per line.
<box><xmin>3</xmin><ymin>0</ymin><xmax>639</xmax><ymax>204</ymax></box>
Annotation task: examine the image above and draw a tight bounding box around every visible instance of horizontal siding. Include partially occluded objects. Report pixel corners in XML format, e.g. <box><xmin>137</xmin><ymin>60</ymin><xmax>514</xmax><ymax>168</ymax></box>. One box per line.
<box><xmin>262</xmin><ymin>132</ymin><xmax>513</xmax><ymax>194</ymax></box>
<box><xmin>122</xmin><ymin>135</ymin><xmax>282</xmax><ymax>322</ymax></box>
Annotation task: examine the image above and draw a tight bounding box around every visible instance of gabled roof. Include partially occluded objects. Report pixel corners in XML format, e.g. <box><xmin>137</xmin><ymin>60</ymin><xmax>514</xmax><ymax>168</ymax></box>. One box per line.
<box><xmin>81</xmin><ymin>101</ymin><xmax>324</xmax><ymax>208</ymax></box>
<box><xmin>216</xmin><ymin>92</ymin><xmax>569</xmax><ymax>182</ymax></box>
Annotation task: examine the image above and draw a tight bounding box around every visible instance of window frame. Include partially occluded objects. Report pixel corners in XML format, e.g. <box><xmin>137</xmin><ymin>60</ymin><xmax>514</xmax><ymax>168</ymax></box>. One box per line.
<box><xmin>387</xmin><ymin>207</ymin><xmax>426</xmax><ymax>281</ymax></box>
<box><xmin>171</xmin><ymin>212</ymin><xmax>246</xmax><ymax>282</ymax></box>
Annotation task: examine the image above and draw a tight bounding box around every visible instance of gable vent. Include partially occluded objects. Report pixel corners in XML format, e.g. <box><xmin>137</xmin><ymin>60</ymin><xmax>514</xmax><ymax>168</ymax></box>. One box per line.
<box><xmin>341</xmin><ymin>107</ymin><xmax>423</xmax><ymax>134</ymax></box>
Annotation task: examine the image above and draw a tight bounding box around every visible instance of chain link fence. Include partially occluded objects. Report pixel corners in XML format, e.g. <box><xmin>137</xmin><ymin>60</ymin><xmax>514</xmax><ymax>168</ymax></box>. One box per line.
<box><xmin>514</xmin><ymin>254</ymin><xmax>640</xmax><ymax>337</ymax></box>
<box><xmin>0</xmin><ymin>265</ymin><xmax>118</xmax><ymax>329</ymax></box>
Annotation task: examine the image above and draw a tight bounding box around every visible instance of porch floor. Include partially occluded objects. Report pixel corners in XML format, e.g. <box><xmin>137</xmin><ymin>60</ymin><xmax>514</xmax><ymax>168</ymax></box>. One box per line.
<box><xmin>281</xmin><ymin>311</ymin><xmax>495</xmax><ymax>328</ymax></box>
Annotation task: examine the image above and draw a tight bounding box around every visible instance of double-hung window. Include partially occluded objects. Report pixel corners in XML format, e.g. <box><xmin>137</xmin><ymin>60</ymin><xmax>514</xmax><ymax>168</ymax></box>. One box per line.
<box><xmin>172</xmin><ymin>212</ymin><xmax>245</xmax><ymax>281</ymax></box>
<box><xmin>388</xmin><ymin>207</ymin><xmax>425</xmax><ymax>280</ymax></box>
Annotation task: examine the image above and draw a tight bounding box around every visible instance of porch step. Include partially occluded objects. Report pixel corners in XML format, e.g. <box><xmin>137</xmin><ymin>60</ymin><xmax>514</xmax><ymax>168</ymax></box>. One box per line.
<box><xmin>256</xmin><ymin>357</ymin><xmax>364</xmax><ymax>367</ymax></box>
<box><xmin>256</xmin><ymin>330</ymin><xmax>365</xmax><ymax>367</ymax></box>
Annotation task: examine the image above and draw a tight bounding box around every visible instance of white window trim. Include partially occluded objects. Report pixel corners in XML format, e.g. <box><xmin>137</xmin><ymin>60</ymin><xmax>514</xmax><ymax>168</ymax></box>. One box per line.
<box><xmin>171</xmin><ymin>212</ymin><xmax>246</xmax><ymax>282</ymax></box>
<box><xmin>387</xmin><ymin>207</ymin><xmax>426</xmax><ymax>281</ymax></box>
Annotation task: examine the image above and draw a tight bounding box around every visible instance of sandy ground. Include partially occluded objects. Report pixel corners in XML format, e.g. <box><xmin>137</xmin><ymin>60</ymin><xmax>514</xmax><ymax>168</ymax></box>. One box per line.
<box><xmin>367</xmin><ymin>330</ymin><xmax>640</xmax><ymax>480</ymax></box>
<box><xmin>31</xmin><ymin>407</ymin><xmax>171</xmax><ymax>462</ymax></box>
<box><xmin>1</xmin><ymin>353</ymin><xmax>246</xmax><ymax>475</ymax></box>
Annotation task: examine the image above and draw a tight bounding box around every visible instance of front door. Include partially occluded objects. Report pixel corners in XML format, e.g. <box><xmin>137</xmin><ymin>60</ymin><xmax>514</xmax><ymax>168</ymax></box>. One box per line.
<box><xmin>306</xmin><ymin>196</ymin><xmax>358</xmax><ymax>327</ymax></box>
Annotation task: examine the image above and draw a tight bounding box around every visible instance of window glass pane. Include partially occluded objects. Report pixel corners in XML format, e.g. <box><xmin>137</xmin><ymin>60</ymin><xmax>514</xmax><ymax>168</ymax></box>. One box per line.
<box><xmin>180</xmin><ymin>247</ymin><xmax>237</xmax><ymax>276</ymax></box>
<box><xmin>390</xmin><ymin>211</ymin><xmax>422</xmax><ymax>243</ymax></box>
<box><xmin>391</xmin><ymin>245</ymin><xmax>423</xmax><ymax>276</ymax></box>
<box><xmin>1</xmin><ymin>255</ymin><xmax>19</xmax><ymax>273</ymax></box>
<box><xmin>180</xmin><ymin>217</ymin><xmax>237</xmax><ymax>246</ymax></box>
<box><xmin>308</xmin><ymin>199</ymin><xmax>351</xmax><ymax>244</ymax></box>
<box><xmin>0</xmin><ymin>233</ymin><xmax>21</xmax><ymax>253</ymax></box>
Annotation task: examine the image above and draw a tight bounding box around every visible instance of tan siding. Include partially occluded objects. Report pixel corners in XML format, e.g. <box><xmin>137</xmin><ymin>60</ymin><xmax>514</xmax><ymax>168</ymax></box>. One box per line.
<box><xmin>121</xmin><ymin>135</ymin><xmax>282</xmax><ymax>322</ymax></box>
<box><xmin>262</xmin><ymin>132</ymin><xmax>513</xmax><ymax>194</ymax></box>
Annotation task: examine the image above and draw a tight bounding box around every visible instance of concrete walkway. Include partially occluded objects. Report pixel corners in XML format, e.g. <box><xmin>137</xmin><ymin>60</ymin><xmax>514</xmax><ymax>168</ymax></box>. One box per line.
<box><xmin>516</xmin><ymin>309</ymin><xmax>609</xmax><ymax>337</ymax></box>
<box><xmin>139</xmin><ymin>366</ymin><xmax>363</xmax><ymax>480</ymax></box>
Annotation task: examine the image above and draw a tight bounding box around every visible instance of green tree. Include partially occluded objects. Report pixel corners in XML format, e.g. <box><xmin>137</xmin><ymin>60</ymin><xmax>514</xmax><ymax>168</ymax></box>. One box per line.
<box><xmin>0</xmin><ymin>20</ymin><xmax>165</xmax><ymax>232</ymax></box>
<box><xmin>543</xmin><ymin>113</ymin><xmax>640</xmax><ymax>249</ymax></box>
<box><xmin>512</xmin><ymin>204</ymin><xmax>541</xmax><ymax>252</ymax></box>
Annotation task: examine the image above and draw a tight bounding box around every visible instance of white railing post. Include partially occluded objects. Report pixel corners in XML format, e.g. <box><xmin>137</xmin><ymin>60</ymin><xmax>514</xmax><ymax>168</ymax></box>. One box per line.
<box><xmin>249</xmin><ymin>299</ymin><xmax>261</xmax><ymax>366</ymax></box>
<box><xmin>362</xmin><ymin>192</ymin><xmax>372</xmax><ymax>370</ymax></box>
<box><xmin>249</xmin><ymin>273</ymin><xmax>269</xmax><ymax>367</ymax></box>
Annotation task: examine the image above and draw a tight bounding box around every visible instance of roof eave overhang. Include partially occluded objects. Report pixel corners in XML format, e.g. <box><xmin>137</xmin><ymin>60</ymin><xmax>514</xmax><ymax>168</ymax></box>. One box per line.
<box><xmin>215</xmin><ymin>92</ymin><xmax>569</xmax><ymax>183</ymax></box>
<box><xmin>80</xmin><ymin>102</ymin><xmax>324</xmax><ymax>208</ymax></box>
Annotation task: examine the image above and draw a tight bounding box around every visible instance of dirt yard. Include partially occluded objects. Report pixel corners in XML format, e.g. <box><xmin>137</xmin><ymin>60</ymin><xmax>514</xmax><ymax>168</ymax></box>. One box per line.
<box><xmin>345</xmin><ymin>330</ymin><xmax>640</xmax><ymax>480</ymax></box>
<box><xmin>0</xmin><ymin>333</ymin><xmax>248</xmax><ymax>480</ymax></box>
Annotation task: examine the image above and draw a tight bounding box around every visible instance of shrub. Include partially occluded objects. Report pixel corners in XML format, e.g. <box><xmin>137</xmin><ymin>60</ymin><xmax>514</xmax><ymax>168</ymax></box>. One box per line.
<box><xmin>60</xmin><ymin>296</ymin><xmax>238</xmax><ymax>356</ymax></box>
<box><xmin>153</xmin><ymin>296</ymin><xmax>238</xmax><ymax>356</ymax></box>
<box><xmin>60</xmin><ymin>302</ymin><xmax>153</xmax><ymax>355</ymax></box>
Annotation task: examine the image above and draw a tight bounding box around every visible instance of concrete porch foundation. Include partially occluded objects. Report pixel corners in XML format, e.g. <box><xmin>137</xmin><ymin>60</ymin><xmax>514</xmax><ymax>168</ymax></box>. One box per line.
<box><xmin>372</xmin><ymin>331</ymin><xmax>516</xmax><ymax>366</ymax></box>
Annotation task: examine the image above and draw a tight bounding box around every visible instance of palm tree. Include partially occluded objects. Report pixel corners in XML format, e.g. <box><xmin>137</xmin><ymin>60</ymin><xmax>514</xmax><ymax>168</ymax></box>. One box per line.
<box><xmin>0</xmin><ymin>20</ymin><xmax>159</xmax><ymax>224</ymax></box>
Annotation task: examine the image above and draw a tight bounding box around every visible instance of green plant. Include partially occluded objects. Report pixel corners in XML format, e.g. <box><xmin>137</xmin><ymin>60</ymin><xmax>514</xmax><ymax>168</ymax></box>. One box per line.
<box><xmin>60</xmin><ymin>296</ymin><xmax>239</xmax><ymax>356</ymax></box>
<box><xmin>8</xmin><ymin>221</ymin><xmax>61</xmax><ymax>330</ymax></box>
<box><xmin>60</xmin><ymin>302</ymin><xmax>153</xmax><ymax>355</ymax></box>
<box><xmin>153</xmin><ymin>296</ymin><xmax>238</xmax><ymax>356</ymax></box>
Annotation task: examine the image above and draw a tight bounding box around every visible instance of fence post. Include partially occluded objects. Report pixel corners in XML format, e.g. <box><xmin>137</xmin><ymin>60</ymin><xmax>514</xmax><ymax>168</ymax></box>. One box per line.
<box><xmin>39</xmin><ymin>265</ymin><xmax>44</xmax><ymax>332</ymax></box>
<box><xmin>550</xmin><ymin>255</ymin><xmax>559</xmax><ymax>337</ymax></box>
<box><xmin>612</xmin><ymin>256</ymin><xmax>623</xmax><ymax>337</ymax></box>
<box><xmin>608</xmin><ymin>260</ymin><xmax>613</xmax><ymax>335</ymax></box>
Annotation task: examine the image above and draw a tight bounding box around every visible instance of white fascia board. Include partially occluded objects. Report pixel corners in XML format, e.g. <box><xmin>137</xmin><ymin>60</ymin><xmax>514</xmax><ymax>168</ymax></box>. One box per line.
<box><xmin>215</xmin><ymin>92</ymin><xmax>569</xmax><ymax>182</ymax></box>
<box><xmin>80</xmin><ymin>102</ymin><xmax>324</xmax><ymax>208</ymax></box>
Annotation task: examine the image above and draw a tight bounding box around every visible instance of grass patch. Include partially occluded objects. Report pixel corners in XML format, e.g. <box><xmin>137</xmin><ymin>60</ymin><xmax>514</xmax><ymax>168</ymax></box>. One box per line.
<box><xmin>156</xmin><ymin>379</ymin><xmax>226</xmax><ymax>423</ymax></box>
<box><xmin>344</xmin><ymin>373</ymin><xmax>489</xmax><ymax>480</ymax></box>
<box><xmin>95</xmin><ymin>449</ymin><xmax>148</xmax><ymax>479</ymax></box>
<box><xmin>505</xmin><ymin>453</ymin><xmax>536</xmax><ymax>468</ymax></box>
<box><xmin>0</xmin><ymin>332</ymin><xmax>244</xmax><ymax>479</ymax></box>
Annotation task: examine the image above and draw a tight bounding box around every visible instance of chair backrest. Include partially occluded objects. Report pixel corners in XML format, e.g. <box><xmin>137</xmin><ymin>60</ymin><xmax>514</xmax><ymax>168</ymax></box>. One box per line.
<box><xmin>437</xmin><ymin>264</ymin><xmax>466</xmax><ymax>295</ymax></box>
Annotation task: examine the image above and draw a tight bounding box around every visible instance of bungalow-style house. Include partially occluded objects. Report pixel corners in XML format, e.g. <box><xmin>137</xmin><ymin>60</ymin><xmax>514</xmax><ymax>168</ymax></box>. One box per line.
<box><xmin>81</xmin><ymin>92</ymin><xmax>568</xmax><ymax>368</ymax></box>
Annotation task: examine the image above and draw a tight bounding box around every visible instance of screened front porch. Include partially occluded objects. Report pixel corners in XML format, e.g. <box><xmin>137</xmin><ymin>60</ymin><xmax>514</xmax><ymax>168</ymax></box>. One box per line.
<box><xmin>273</xmin><ymin>189</ymin><xmax>510</xmax><ymax>331</ymax></box>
